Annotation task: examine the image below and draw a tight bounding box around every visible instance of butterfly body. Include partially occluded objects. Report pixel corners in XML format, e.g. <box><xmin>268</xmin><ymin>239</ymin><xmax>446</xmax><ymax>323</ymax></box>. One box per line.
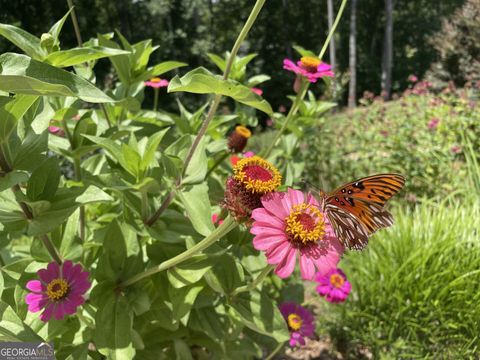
<box><xmin>320</xmin><ymin>174</ymin><xmax>406</xmax><ymax>250</ymax></box>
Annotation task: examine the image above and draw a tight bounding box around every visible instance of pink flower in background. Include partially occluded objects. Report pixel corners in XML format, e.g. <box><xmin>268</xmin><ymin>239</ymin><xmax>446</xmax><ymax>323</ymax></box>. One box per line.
<box><xmin>279</xmin><ymin>302</ymin><xmax>315</xmax><ymax>347</ymax></box>
<box><xmin>250</xmin><ymin>188</ymin><xmax>343</xmax><ymax>280</ymax></box>
<box><xmin>283</xmin><ymin>57</ymin><xmax>334</xmax><ymax>83</ymax></box>
<box><xmin>451</xmin><ymin>145</ymin><xmax>461</xmax><ymax>154</ymax></box>
<box><xmin>230</xmin><ymin>151</ymin><xmax>255</xmax><ymax>166</ymax></box>
<box><xmin>251</xmin><ymin>87</ymin><xmax>263</xmax><ymax>96</ymax></box>
<box><xmin>144</xmin><ymin>77</ymin><xmax>169</xmax><ymax>88</ymax></box>
<box><xmin>48</xmin><ymin>125</ymin><xmax>65</xmax><ymax>137</ymax></box>
<box><xmin>427</xmin><ymin>118</ymin><xmax>440</xmax><ymax>130</ymax></box>
<box><xmin>315</xmin><ymin>268</ymin><xmax>351</xmax><ymax>303</ymax></box>
<box><xmin>211</xmin><ymin>213</ymin><xmax>224</xmax><ymax>226</ymax></box>
<box><xmin>408</xmin><ymin>74</ymin><xmax>418</xmax><ymax>83</ymax></box>
<box><xmin>278</xmin><ymin>105</ymin><xmax>287</xmax><ymax>113</ymax></box>
<box><xmin>25</xmin><ymin>261</ymin><xmax>91</xmax><ymax>322</ymax></box>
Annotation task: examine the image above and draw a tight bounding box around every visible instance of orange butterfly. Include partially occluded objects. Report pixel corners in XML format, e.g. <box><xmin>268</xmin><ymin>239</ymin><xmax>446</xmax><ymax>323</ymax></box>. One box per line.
<box><xmin>319</xmin><ymin>174</ymin><xmax>406</xmax><ymax>250</ymax></box>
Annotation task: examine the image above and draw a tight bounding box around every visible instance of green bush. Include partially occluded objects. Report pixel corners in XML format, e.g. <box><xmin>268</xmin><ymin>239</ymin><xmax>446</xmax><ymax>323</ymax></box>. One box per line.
<box><xmin>302</xmin><ymin>90</ymin><xmax>480</xmax><ymax>202</ymax></box>
<box><xmin>323</xmin><ymin>203</ymin><xmax>480</xmax><ymax>358</ymax></box>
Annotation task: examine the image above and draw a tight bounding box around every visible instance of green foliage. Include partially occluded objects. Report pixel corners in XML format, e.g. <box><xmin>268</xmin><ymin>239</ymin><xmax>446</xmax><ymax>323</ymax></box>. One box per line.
<box><xmin>324</xmin><ymin>203</ymin><xmax>480</xmax><ymax>358</ymax></box>
<box><xmin>301</xmin><ymin>89</ymin><xmax>480</xmax><ymax>202</ymax></box>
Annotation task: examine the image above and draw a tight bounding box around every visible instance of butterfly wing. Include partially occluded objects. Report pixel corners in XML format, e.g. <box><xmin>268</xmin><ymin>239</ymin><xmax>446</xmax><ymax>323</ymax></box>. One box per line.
<box><xmin>323</xmin><ymin>174</ymin><xmax>405</xmax><ymax>250</ymax></box>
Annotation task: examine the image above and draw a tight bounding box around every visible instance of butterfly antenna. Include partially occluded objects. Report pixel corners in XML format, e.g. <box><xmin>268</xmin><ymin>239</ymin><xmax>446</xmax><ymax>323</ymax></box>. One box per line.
<box><xmin>299</xmin><ymin>178</ymin><xmax>322</xmax><ymax>192</ymax></box>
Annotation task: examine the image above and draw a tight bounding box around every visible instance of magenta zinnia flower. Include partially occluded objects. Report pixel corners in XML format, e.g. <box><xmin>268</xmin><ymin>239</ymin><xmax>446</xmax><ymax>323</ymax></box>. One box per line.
<box><xmin>144</xmin><ymin>77</ymin><xmax>169</xmax><ymax>88</ymax></box>
<box><xmin>25</xmin><ymin>261</ymin><xmax>91</xmax><ymax>321</ymax></box>
<box><xmin>315</xmin><ymin>268</ymin><xmax>351</xmax><ymax>303</ymax></box>
<box><xmin>427</xmin><ymin>118</ymin><xmax>440</xmax><ymax>130</ymax></box>
<box><xmin>279</xmin><ymin>302</ymin><xmax>314</xmax><ymax>347</ymax></box>
<box><xmin>251</xmin><ymin>87</ymin><xmax>263</xmax><ymax>96</ymax></box>
<box><xmin>251</xmin><ymin>188</ymin><xmax>343</xmax><ymax>280</ymax></box>
<box><xmin>283</xmin><ymin>56</ymin><xmax>334</xmax><ymax>83</ymax></box>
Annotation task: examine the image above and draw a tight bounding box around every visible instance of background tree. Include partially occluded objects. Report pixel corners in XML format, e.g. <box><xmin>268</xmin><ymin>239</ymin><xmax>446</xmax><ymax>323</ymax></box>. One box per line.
<box><xmin>348</xmin><ymin>0</ymin><xmax>357</xmax><ymax>108</ymax></box>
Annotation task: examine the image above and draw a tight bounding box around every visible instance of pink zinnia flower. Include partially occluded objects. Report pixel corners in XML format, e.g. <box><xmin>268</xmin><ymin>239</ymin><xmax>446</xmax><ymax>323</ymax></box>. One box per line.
<box><xmin>451</xmin><ymin>145</ymin><xmax>461</xmax><ymax>154</ymax></box>
<box><xmin>251</xmin><ymin>87</ymin><xmax>263</xmax><ymax>96</ymax></box>
<box><xmin>48</xmin><ymin>125</ymin><xmax>65</xmax><ymax>137</ymax></box>
<box><xmin>144</xmin><ymin>77</ymin><xmax>169</xmax><ymax>88</ymax></box>
<box><xmin>251</xmin><ymin>188</ymin><xmax>343</xmax><ymax>280</ymax></box>
<box><xmin>408</xmin><ymin>74</ymin><xmax>418</xmax><ymax>83</ymax></box>
<box><xmin>25</xmin><ymin>261</ymin><xmax>91</xmax><ymax>322</ymax></box>
<box><xmin>211</xmin><ymin>213</ymin><xmax>224</xmax><ymax>226</ymax></box>
<box><xmin>283</xmin><ymin>56</ymin><xmax>334</xmax><ymax>83</ymax></box>
<box><xmin>315</xmin><ymin>268</ymin><xmax>351</xmax><ymax>303</ymax></box>
<box><xmin>427</xmin><ymin>118</ymin><xmax>440</xmax><ymax>130</ymax></box>
<box><xmin>279</xmin><ymin>302</ymin><xmax>314</xmax><ymax>347</ymax></box>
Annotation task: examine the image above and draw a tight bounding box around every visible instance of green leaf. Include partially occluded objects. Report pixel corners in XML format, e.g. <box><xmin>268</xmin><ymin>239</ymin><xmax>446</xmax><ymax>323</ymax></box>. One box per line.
<box><xmin>134</xmin><ymin>61</ymin><xmax>188</xmax><ymax>83</ymax></box>
<box><xmin>140</xmin><ymin>128</ymin><xmax>169</xmax><ymax>171</ymax></box>
<box><xmin>48</xmin><ymin>10</ymin><xmax>72</xmax><ymax>48</ymax></box>
<box><xmin>183</xmin><ymin>137</ymin><xmax>208</xmax><ymax>185</ymax></box>
<box><xmin>0</xmin><ymin>171</ymin><xmax>28</xmax><ymax>192</ymax></box>
<box><xmin>228</xmin><ymin>289</ymin><xmax>290</xmax><ymax>342</ymax></box>
<box><xmin>72</xmin><ymin>115</ymin><xmax>97</xmax><ymax>149</ymax></box>
<box><xmin>167</xmin><ymin>255</ymin><xmax>216</xmax><ymax>288</ymax></box>
<box><xmin>94</xmin><ymin>294</ymin><xmax>135</xmax><ymax>358</ymax></box>
<box><xmin>178</xmin><ymin>183</ymin><xmax>214</xmax><ymax>237</ymax></box>
<box><xmin>292</xmin><ymin>45</ymin><xmax>317</xmax><ymax>58</ymax></box>
<box><xmin>206</xmin><ymin>53</ymin><xmax>226</xmax><ymax>73</ymax></box>
<box><xmin>0</xmin><ymin>53</ymin><xmax>114</xmax><ymax>103</ymax></box>
<box><xmin>97</xmin><ymin>33</ymin><xmax>132</xmax><ymax>85</ymax></box>
<box><xmin>12</xmin><ymin>130</ymin><xmax>48</xmax><ymax>171</ymax></box>
<box><xmin>0</xmin><ymin>23</ymin><xmax>46</xmax><ymax>60</ymax></box>
<box><xmin>26</xmin><ymin>157</ymin><xmax>61</xmax><ymax>201</ymax></box>
<box><xmin>168</xmin><ymin>67</ymin><xmax>273</xmax><ymax>115</ymax></box>
<box><xmin>75</xmin><ymin>186</ymin><xmax>113</xmax><ymax>204</ymax></box>
<box><xmin>0</xmin><ymin>95</ymin><xmax>39</xmax><ymax>143</ymax></box>
<box><xmin>205</xmin><ymin>254</ymin><xmax>244</xmax><ymax>295</ymax></box>
<box><xmin>0</xmin><ymin>301</ymin><xmax>44</xmax><ymax>342</ymax></box>
<box><xmin>45</xmin><ymin>47</ymin><xmax>131</xmax><ymax>68</ymax></box>
<box><xmin>169</xmin><ymin>284</ymin><xmax>204</xmax><ymax>324</ymax></box>
<box><xmin>59</xmin><ymin>208</ymin><xmax>82</xmax><ymax>259</ymax></box>
<box><xmin>174</xmin><ymin>339</ymin><xmax>194</xmax><ymax>360</ymax></box>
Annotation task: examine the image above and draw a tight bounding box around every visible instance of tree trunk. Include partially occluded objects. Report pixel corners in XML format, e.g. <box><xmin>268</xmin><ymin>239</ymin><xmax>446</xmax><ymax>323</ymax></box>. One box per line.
<box><xmin>381</xmin><ymin>0</ymin><xmax>394</xmax><ymax>100</ymax></box>
<box><xmin>348</xmin><ymin>0</ymin><xmax>357</xmax><ymax>108</ymax></box>
<box><xmin>327</xmin><ymin>0</ymin><xmax>336</xmax><ymax>97</ymax></box>
<box><xmin>282</xmin><ymin>0</ymin><xmax>292</xmax><ymax>59</ymax></box>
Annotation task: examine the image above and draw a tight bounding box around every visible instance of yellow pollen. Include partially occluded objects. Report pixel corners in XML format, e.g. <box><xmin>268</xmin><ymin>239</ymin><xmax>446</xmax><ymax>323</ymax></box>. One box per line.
<box><xmin>150</xmin><ymin>77</ymin><xmax>161</xmax><ymax>82</ymax></box>
<box><xmin>285</xmin><ymin>203</ymin><xmax>325</xmax><ymax>244</ymax></box>
<box><xmin>287</xmin><ymin>313</ymin><xmax>303</xmax><ymax>331</ymax></box>
<box><xmin>235</xmin><ymin>125</ymin><xmax>252</xmax><ymax>139</ymax></box>
<box><xmin>300</xmin><ymin>56</ymin><xmax>321</xmax><ymax>73</ymax></box>
<box><xmin>233</xmin><ymin>156</ymin><xmax>281</xmax><ymax>194</ymax></box>
<box><xmin>46</xmin><ymin>278</ymin><xmax>69</xmax><ymax>301</ymax></box>
<box><xmin>330</xmin><ymin>274</ymin><xmax>345</xmax><ymax>288</ymax></box>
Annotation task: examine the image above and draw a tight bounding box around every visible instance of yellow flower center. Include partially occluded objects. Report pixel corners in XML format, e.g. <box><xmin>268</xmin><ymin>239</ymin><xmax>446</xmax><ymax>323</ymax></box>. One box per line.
<box><xmin>233</xmin><ymin>156</ymin><xmax>281</xmax><ymax>194</ymax></box>
<box><xmin>285</xmin><ymin>203</ymin><xmax>325</xmax><ymax>244</ymax></box>
<box><xmin>287</xmin><ymin>313</ymin><xmax>303</xmax><ymax>331</ymax></box>
<box><xmin>300</xmin><ymin>56</ymin><xmax>321</xmax><ymax>73</ymax></box>
<box><xmin>330</xmin><ymin>274</ymin><xmax>345</xmax><ymax>288</ymax></box>
<box><xmin>235</xmin><ymin>125</ymin><xmax>252</xmax><ymax>139</ymax></box>
<box><xmin>150</xmin><ymin>77</ymin><xmax>161</xmax><ymax>82</ymax></box>
<box><xmin>46</xmin><ymin>278</ymin><xmax>69</xmax><ymax>301</ymax></box>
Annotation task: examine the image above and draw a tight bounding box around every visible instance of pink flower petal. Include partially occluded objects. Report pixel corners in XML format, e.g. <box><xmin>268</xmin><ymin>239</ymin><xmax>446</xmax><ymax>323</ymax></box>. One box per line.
<box><xmin>39</xmin><ymin>303</ymin><xmax>55</xmax><ymax>322</ymax></box>
<box><xmin>299</xmin><ymin>255</ymin><xmax>316</xmax><ymax>280</ymax></box>
<box><xmin>287</xmin><ymin>188</ymin><xmax>304</xmax><ymax>206</ymax></box>
<box><xmin>54</xmin><ymin>302</ymin><xmax>66</xmax><ymax>320</ymax></box>
<box><xmin>26</xmin><ymin>280</ymin><xmax>43</xmax><ymax>293</ymax></box>
<box><xmin>316</xmin><ymin>284</ymin><xmax>332</xmax><ymax>296</ymax></box>
<box><xmin>274</xmin><ymin>247</ymin><xmax>297</xmax><ymax>278</ymax></box>
<box><xmin>253</xmin><ymin>234</ymin><xmax>288</xmax><ymax>251</ymax></box>
<box><xmin>266</xmin><ymin>241</ymin><xmax>292</xmax><ymax>264</ymax></box>
<box><xmin>260</xmin><ymin>194</ymin><xmax>290</xmax><ymax>219</ymax></box>
<box><xmin>25</xmin><ymin>293</ymin><xmax>47</xmax><ymax>312</ymax></box>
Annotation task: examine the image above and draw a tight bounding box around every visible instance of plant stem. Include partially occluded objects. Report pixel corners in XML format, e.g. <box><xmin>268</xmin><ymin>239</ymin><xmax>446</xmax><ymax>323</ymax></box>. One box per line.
<box><xmin>153</xmin><ymin>87</ymin><xmax>159</xmax><ymax>112</ymax></box>
<box><xmin>40</xmin><ymin>234</ymin><xmax>63</xmax><ymax>264</ymax></box>
<box><xmin>120</xmin><ymin>215</ymin><xmax>237</xmax><ymax>288</ymax></box>
<box><xmin>205</xmin><ymin>152</ymin><xmax>230</xmax><ymax>179</ymax></box>
<box><xmin>141</xmin><ymin>191</ymin><xmax>149</xmax><ymax>221</ymax></box>
<box><xmin>73</xmin><ymin>157</ymin><xmax>85</xmax><ymax>242</ymax></box>
<box><xmin>145</xmin><ymin>0</ymin><xmax>266</xmax><ymax>226</ymax></box>
<box><xmin>100</xmin><ymin>104</ymin><xmax>112</xmax><ymax>128</ymax></box>
<box><xmin>263</xmin><ymin>80</ymin><xmax>308</xmax><ymax>158</ymax></box>
<box><xmin>67</xmin><ymin>0</ymin><xmax>83</xmax><ymax>47</ymax></box>
<box><xmin>265</xmin><ymin>341</ymin><xmax>285</xmax><ymax>360</ymax></box>
<box><xmin>318</xmin><ymin>0</ymin><xmax>348</xmax><ymax>61</ymax></box>
<box><xmin>232</xmin><ymin>265</ymin><xmax>273</xmax><ymax>296</ymax></box>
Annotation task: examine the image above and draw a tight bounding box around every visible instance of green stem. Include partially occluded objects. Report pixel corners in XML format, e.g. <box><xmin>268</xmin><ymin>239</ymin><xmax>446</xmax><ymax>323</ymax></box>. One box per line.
<box><xmin>40</xmin><ymin>234</ymin><xmax>63</xmax><ymax>265</ymax></box>
<box><xmin>73</xmin><ymin>157</ymin><xmax>85</xmax><ymax>242</ymax></box>
<box><xmin>145</xmin><ymin>0</ymin><xmax>266</xmax><ymax>226</ymax></box>
<box><xmin>141</xmin><ymin>191</ymin><xmax>149</xmax><ymax>221</ymax></box>
<box><xmin>318</xmin><ymin>0</ymin><xmax>348</xmax><ymax>61</ymax></box>
<box><xmin>263</xmin><ymin>80</ymin><xmax>308</xmax><ymax>158</ymax></box>
<box><xmin>265</xmin><ymin>341</ymin><xmax>285</xmax><ymax>360</ymax></box>
<box><xmin>62</xmin><ymin>116</ymin><xmax>74</xmax><ymax>146</ymax></box>
<box><xmin>67</xmin><ymin>0</ymin><xmax>83</xmax><ymax>47</ymax></box>
<box><xmin>232</xmin><ymin>265</ymin><xmax>273</xmax><ymax>296</ymax></box>
<box><xmin>205</xmin><ymin>152</ymin><xmax>229</xmax><ymax>179</ymax></box>
<box><xmin>100</xmin><ymin>104</ymin><xmax>112</xmax><ymax>128</ymax></box>
<box><xmin>153</xmin><ymin>87</ymin><xmax>159</xmax><ymax>112</ymax></box>
<box><xmin>120</xmin><ymin>215</ymin><xmax>237</xmax><ymax>288</ymax></box>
